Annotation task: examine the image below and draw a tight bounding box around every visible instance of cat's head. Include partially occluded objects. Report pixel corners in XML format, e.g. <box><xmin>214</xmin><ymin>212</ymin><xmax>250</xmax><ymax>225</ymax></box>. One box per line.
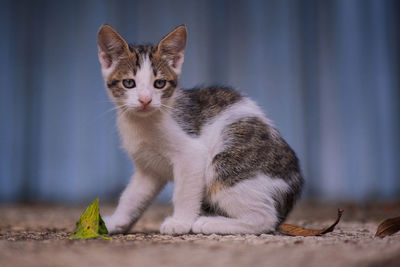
<box><xmin>97</xmin><ymin>25</ymin><xmax>186</xmax><ymax>117</ymax></box>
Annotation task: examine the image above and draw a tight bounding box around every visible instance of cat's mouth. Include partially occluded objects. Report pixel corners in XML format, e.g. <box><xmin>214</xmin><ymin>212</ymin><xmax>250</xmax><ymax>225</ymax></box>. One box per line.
<box><xmin>137</xmin><ymin>105</ymin><xmax>153</xmax><ymax>112</ymax></box>
<box><xmin>118</xmin><ymin>104</ymin><xmax>159</xmax><ymax>117</ymax></box>
<box><xmin>133</xmin><ymin>105</ymin><xmax>158</xmax><ymax>115</ymax></box>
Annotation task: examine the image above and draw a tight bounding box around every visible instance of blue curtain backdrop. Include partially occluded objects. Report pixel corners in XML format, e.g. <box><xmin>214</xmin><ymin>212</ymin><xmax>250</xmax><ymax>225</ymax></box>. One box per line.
<box><xmin>0</xmin><ymin>0</ymin><xmax>399</xmax><ymax>203</ymax></box>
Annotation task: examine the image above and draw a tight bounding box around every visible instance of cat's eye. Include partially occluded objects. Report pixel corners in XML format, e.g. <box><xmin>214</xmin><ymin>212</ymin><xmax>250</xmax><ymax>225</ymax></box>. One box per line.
<box><xmin>154</xmin><ymin>79</ymin><xmax>166</xmax><ymax>89</ymax></box>
<box><xmin>122</xmin><ymin>79</ymin><xmax>136</xmax><ymax>89</ymax></box>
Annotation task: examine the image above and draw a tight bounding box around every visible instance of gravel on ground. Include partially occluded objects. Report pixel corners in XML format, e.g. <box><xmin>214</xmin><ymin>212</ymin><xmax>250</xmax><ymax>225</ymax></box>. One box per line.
<box><xmin>1</xmin><ymin>201</ymin><xmax>399</xmax><ymax>267</ymax></box>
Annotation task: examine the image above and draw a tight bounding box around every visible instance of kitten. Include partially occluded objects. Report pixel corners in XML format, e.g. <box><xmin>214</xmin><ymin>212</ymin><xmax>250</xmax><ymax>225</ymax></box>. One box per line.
<box><xmin>97</xmin><ymin>25</ymin><xmax>303</xmax><ymax>235</ymax></box>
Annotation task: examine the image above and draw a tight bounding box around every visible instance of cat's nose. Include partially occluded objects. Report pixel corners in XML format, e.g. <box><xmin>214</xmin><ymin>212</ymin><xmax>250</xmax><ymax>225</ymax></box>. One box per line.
<box><xmin>139</xmin><ymin>98</ymin><xmax>152</xmax><ymax>107</ymax></box>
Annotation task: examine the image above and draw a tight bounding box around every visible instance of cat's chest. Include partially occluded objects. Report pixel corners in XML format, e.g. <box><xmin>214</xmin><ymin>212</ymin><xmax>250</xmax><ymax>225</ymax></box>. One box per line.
<box><xmin>132</xmin><ymin>142</ymin><xmax>173</xmax><ymax>179</ymax></box>
<box><xmin>119</xmin><ymin>125</ymin><xmax>163</xmax><ymax>158</ymax></box>
<box><xmin>117</xmin><ymin>114</ymin><xmax>180</xmax><ymax>176</ymax></box>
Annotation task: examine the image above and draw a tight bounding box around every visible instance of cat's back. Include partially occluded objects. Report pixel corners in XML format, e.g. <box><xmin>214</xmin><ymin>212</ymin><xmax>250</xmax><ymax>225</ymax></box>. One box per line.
<box><xmin>172</xmin><ymin>86</ymin><xmax>252</xmax><ymax>136</ymax></box>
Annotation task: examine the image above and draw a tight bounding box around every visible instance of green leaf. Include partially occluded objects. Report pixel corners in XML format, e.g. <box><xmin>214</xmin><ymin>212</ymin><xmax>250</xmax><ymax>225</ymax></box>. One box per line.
<box><xmin>69</xmin><ymin>198</ymin><xmax>111</xmax><ymax>240</ymax></box>
<box><xmin>99</xmin><ymin>214</ymin><xmax>108</xmax><ymax>235</ymax></box>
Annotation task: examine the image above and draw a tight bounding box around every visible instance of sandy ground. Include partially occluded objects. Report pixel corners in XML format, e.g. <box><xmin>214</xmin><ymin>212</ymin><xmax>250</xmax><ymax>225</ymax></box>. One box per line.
<box><xmin>0</xmin><ymin>201</ymin><xmax>400</xmax><ymax>267</ymax></box>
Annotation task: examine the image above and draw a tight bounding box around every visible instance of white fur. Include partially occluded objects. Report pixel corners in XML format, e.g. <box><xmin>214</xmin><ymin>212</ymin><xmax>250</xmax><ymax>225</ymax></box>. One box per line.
<box><xmin>98</xmin><ymin>51</ymin><xmax>117</xmax><ymax>79</ymax></box>
<box><xmin>165</xmin><ymin>51</ymin><xmax>184</xmax><ymax>75</ymax></box>
<box><xmin>134</xmin><ymin>55</ymin><xmax>154</xmax><ymax>103</ymax></box>
<box><xmin>192</xmin><ymin>174</ymin><xmax>289</xmax><ymax>234</ymax></box>
<box><xmin>103</xmin><ymin>168</ymin><xmax>166</xmax><ymax>233</ymax></box>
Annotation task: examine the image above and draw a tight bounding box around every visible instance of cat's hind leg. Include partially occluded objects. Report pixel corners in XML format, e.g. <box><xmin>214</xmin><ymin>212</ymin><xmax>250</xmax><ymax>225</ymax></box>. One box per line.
<box><xmin>192</xmin><ymin>174</ymin><xmax>289</xmax><ymax>235</ymax></box>
<box><xmin>192</xmin><ymin>215</ymin><xmax>270</xmax><ymax>235</ymax></box>
<box><xmin>193</xmin><ymin>116</ymin><xmax>303</xmax><ymax>234</ymax></box>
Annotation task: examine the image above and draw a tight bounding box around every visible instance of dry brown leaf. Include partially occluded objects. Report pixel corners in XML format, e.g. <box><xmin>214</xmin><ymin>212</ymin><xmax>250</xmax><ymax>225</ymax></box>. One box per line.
<box><xmin>375</xmin><ymin>216</ymin><xmax>400</xmax><ymax>238</ymax></box>
<box><xmin>279</xmin><ymin>208</ymin><xmax>344</xmax><ymax>237</ymax></box>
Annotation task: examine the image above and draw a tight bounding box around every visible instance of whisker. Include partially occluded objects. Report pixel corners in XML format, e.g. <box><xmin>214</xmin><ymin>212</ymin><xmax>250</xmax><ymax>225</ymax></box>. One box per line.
<box><xmin>95</xmin><ymin>100</ymin><xmax>117</xmax><ymax>104</ymax></box>
<box><xmin>93</xmin><ymin>104</ymin><xmax>128</xmax><ymax>121</ymax></box>
<box><xmin>118</xmin><ymin>105</ymin><xmax>131</xmax><ymax>118</ymax></box>
<box><xmin>161</xmin><ymin>104</ymin><xmax>176</xmax><ymax>110</ymax></box>
<box><xmin>160</xmin><ymin>107</ymin><xmax>174</xmax><ymax>115</ymax></box>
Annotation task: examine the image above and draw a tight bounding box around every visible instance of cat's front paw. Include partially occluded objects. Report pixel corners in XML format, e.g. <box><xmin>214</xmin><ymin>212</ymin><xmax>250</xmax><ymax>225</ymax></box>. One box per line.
<box><xmin>160</xmin><ymin>217</ymin><xmax>192</xmax><ymax>235</ymax></box>
<box><xmin>103</xmin><ymin>215</ymin><xmax>131</xmax><ymax>234</ymax></box>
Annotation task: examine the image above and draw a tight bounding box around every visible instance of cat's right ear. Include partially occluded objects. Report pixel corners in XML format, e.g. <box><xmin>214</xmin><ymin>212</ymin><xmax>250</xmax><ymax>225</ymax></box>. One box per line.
<box><xmin>97</xmin><ymin>25</ymin><xmax>130</xmax><ymax>76</ymax></box>
<box><xmin>157</xmin><ymin>25</ymin><xmax>187</xmax><ymax>76</ymax></box>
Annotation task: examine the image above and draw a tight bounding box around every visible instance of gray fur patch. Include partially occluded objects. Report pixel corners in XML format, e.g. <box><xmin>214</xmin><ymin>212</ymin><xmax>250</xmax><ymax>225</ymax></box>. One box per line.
<box><xmin>172</xmin><ymin>86</ymin><xmax>243</xmax><ymax>135</ymax></box>
<box><xmin>161</xmin><ymin>83</ymin><xmax>176</xmax><ymax>99</ymax></box>
<box><xmin>211</xmin><ymin>117</ymin><xmax>304</xmax><ymax>224</ymax></box>
<box><xmin>273</xmin><ymin>172</ymin><xmax>303</xmax><ymax>225</ymax></box>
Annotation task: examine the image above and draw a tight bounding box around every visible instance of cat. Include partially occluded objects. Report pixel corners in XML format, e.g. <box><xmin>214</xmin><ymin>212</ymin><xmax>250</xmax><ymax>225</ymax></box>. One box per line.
<box><xmin>97</xmin><ymin>24</ymin><xmax>304</xmax><ymax>235</ymax></box>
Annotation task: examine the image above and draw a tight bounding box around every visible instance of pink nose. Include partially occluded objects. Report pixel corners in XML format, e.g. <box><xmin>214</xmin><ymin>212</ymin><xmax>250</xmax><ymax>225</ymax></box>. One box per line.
<box><xmin>139</xmin><ymin>98</ymin><xmax>152</xmax><ymax>107</ymax></box>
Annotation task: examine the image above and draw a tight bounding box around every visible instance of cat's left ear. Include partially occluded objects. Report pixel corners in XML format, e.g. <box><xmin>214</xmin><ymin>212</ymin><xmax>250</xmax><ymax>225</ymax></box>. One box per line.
<box><xmin>97</xmin><ymin>24</ymin><xmax>130</xmax><ymax>77</ymax></box>
<box><xmin>157</xmin><ymin>25</ymin><xmax>187</xmax><ymax>75</ymax></box>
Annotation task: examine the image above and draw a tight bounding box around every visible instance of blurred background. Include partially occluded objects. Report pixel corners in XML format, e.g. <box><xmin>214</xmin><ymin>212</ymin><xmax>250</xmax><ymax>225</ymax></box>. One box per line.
<box><xmin>0</xmin><ymin>0</ymin><xmax>399</xmax><ymax>204</ymax></box>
